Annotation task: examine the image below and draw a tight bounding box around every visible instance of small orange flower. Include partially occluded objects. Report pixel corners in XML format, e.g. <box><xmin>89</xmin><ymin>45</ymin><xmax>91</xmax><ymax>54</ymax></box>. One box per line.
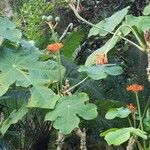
<box><xmin>126</xmin><ymin>84</ymin><xmax>144</xmax><ymax>92</ymax></box>
<box><xmin>95</xmin><ymin>53</ymin><xmax>108</xmax><ymax>65</ymax></box>
<box><xmin>127</xmin><ymin>103</ymin><xmax>137</xmax><ymax>113</ymax></box>
<box><xmin>47</xmin><ymin>43</ymin><xmax>63</xmax><ymax>53</ymax></box>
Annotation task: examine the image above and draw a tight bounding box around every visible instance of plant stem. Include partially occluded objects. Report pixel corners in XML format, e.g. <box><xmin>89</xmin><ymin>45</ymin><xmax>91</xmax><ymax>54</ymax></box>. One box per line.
<box><xmin>63</xmin><ymin>77</ymin><xmax>88</xmax><ymax>94</ymax></box>
<box><xmin>135</xmin><ymin>92</ymin><xmax>143</xmax><ymax>130</ymax></box>
<box><xmin>74</xmin><ymin>128</ymin><xmax>87</xmax><ymax>150</ymax></box>
<box><xmin>135</xmin><ymin>92</ymin><xmax>146</xmax><ymax>149</ymax></box>
<box><xmin>133</xmin><ymin>113</ymin><xmax>136</xmax><ymax>128</ymax></box>
<box><xmin>56</xmin><ymin>51</ymin><xmax>63</xmax><ymax>91</ymax></box>
<box><xmin>127</xmin><ymin>136</ymin><xmax>136</xmax><ymax>150</ymax></box>
<box><xmin>142</xmin><ymin>97</ymin><xmax>150</xmax><ymax>119</ymax></box>
<box><xmin>128</xmin><ymin>117</ymin><xmax>133</xmax><ymax>127</ymax></box>
<box><xmin>59</xmin><ymin>23</ymin><xmax>73</xmax><ymax>42</ymax></box>
<box><xmin>56</xmin><ymin>83</ymin><xmax>60</xmax><ymax>95</ymax></box>
<box><xmin>70</xmin><ymin>4</ymin><xmax>145</xmax><ymax>52</ymax></box>
<box><xmin>136</xmin><ymin>141</ymin><xmax>145</xmax><ymax>150</ymax></box>
<box><xmin>56</xmin><ymin>131</ymin><xmax>65</xmax><ymax>150</ymax></box>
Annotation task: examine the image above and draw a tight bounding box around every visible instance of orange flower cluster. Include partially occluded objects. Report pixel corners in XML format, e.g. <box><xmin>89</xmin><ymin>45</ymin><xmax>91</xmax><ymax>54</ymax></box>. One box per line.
<box><xmin>95</xmin><ymin>53</ymin><xmax>108</xmax><ymax>65</ymax></box>
<box><xmin>127</xmin><ymin>103</ymin><xmax>137</xmax><ymax>113</ymax></box>
<box><xmin>126</xmin><ymin>84</ymin><xmax>144</xmax><ymax>92</ymax></box>
<box><xmin>47</xmin><ymin>43</ymin><xmax>63</xmax><ymax>53</ymax></box>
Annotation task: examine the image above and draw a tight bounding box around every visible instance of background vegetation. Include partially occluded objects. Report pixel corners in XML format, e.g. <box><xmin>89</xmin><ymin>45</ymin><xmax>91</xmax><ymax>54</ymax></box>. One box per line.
<box><xmin>0</xmin><ymin>0</ymin><xmax>150</xmax><ymax>150</ymax></box>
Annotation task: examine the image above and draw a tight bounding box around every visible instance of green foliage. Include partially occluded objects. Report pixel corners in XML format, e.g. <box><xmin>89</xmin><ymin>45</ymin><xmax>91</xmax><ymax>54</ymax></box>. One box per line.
<box><xmin>144</xmin><ymin>108</ymin><xmax>150</xmax><ymax>131</ymax></box>
<box><xmin>0</xmin><ymin>106</ymin><xmax>29</xmax><ymax>135</ymax></box>
<box><xmin>62</xmin><ymin>30</ymin><xmax>84</xmax><ymax>58</ymax></box>
<box><xmin>0</xmin><ymin>45</ymin><xmax>65</xmax><ymax>109</ymax></box>
<box><xmin>85</xmin><ymin>11</ymin><xmax>150</xmax><ymax>66</ymax></box>
<box><xmin>13</xmin><ymin>0</ymin><xmax>53</xmax><ymax>46</ymax></box>
<box><xmin>143</xmin><ymin>3</ymin><xmax>150</xmax><ymax>15</ymax></box>
<box><xmin>88</xmin><ymin>6</ymin><xmax>130</xmax><ymax>37</ymax></box>
<box><xmin>1</xmin><ymin>2</ymin><xmax>150</xmax><ymax>149</ymax></box>
<box><xmin>0</xmin><ymin>17</ymin><xmax>98</xmax><ymax>145</ymax></box>
<box><xmin>0</xmin><ymin>17</ymin><xmax>22</xmax><ymax>44</ymax></box>
<box><xmin>45</xmin><ymin>93</ymin><xmax>98</xmax><ymax>134</ymax></box>
<box><xmin>78</xmin><ymin>64</ymin><xmax>123</xmax><ymax>80</ymax></box>
<box><xmin>101</xmin><ymin>127</ymin><xmax>147</xmax><ymax>146</ymax></box>
<box><xmin>105</xmin><ymin>107</ymin><xmax>131</xmax><ymax>119</ymax></box>
<box><xmin>85</xmin><ymin>36</ymin><xmax>120</xmax><ymax>66</ymax></box>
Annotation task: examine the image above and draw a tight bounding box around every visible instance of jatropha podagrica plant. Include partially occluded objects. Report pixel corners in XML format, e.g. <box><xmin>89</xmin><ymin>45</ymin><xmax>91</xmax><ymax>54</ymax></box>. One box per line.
<box><xmin>68</xmin><ymin>0</ymin><xmax>150</xmax><ymax>149</ymax></box>
<box><xmin>0</xmin><ymin>15</ymin><xmax>97</xmax><ymax>149</ymax></box>
<box><xmin>1</xmin><ymin>1</ymin><xmax>150</xmax><ymax>149</ymax></box>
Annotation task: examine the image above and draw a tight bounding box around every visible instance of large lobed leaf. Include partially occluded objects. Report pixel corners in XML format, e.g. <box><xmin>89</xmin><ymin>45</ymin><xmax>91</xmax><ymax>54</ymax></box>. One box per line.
<box><xmin>88</xmin><ymin>6</ymin><xmax>130</xmax><ymax>37</ymax></box>
<box><xmin>78</xmin><ymin>64</ymin><xmax>123</xmax><ymax>80</ymax></box>
<box><xmin>0</xmin><ymin>41</ymin><xmax>65</xmax><ymax>109</ymax></box>
<box><xmin>101</xmin><ymin>127</ymin><xmax>147</xmax><ymax>146</ymax></box>
<box><xmin>0</xmin><ymin>17</ymin><xmax>22</xmax><ymax>44</ymax></box>
<box><xmin>45</xmin><ymin>93</ymin><xmax>98</xmax><ymax>134</ymax></box>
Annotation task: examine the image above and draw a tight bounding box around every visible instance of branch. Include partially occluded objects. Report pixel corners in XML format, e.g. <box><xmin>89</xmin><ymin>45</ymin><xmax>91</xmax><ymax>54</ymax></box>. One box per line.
<box><xmin>74</xmin><ymin>128</ymin><xmax>87</xmax><ymax>150</ymax></box>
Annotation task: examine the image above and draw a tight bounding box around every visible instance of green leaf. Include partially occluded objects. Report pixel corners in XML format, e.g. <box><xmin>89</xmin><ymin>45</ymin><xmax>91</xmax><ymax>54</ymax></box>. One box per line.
<box><xmin>85</xmin><ymin>36</ymin><xmax>119</xmax><ymax>66</ymax></box>
<box><xmin>86</xmin><ymin>13</ymin><xmax>150</xmax><ymax>66</ymax></box>
<box><xmin>104</xmin><ymin>127</ymin><xmax>147</xmax><ymax>146</ymax></box>
<box><xmin>124</xmin><ymin>15</ymin><xmax>139</xmax><ymax>27</ymax></box>
<box><xmin>100</xmin><ymin>128</ymin><xmax>118</xmax><ymax>137</ymax></box>
<box><xmin>105</xmin><ymin>128</ymin><xmax>131</xmax><ymax>145</ymax></box>
<box><xmin>0</xmin><ymin>106</ymin><xmax>29</xmax><ymax>135</ymax></box>
<box><xmin>85</xmin><ymin>14</ymin><xmax>145</xmax><ymax>66</ymax></box>
<box><xmin>78</xmin><ymin>64</ymin><xmax>123</xmax><ymax>80</ymax></box>
<box><xmin>62</xmin><ymin>30</ymin><xmax>84</xmax><ymax>58</ymax></box>
<box><xmin>45</xmin><ymin>93</ymin><xmax>98</xmax><ymax>134</ymax></box>
<box><xmin>27</xmin><ymin>86</ymin><xmax>60</xmax><ymax>109</ymax></box>
<box><xmin>88</xmin><ymin>6</ymin><xmax>130</xmax><ymax>37</ymax></box>
<box><xmin>0</xmin><ymin>37</ymin><xmax>3</xmax><ymax>46</ymax></box>
<box><xmin>143</xmin><ymin>3</ymin><xmax>150</xmax><ymax>15</ymax></box>
<box><xmin>0</xmin><ymin>17</ymin><xmax>22</xmax><ymax>43</ymax></box>
<box><xmin>138</xmin><ymin>16</ymin><xmax>150</xmax><ymax>32</ymax></box>
<box><xmin>105</xmin><ymin>107</ymin><xmax>131</xmax><ymax>119</ymax></box>
<box><xmin>0</xmin><ymin>42</ymin><xmax>65</xmax><ymax>109</ymax></box>
<box><xmin>144</xmin><ymin>108</ymin><xmax>150</xmax><ymax>131</ymax></box>
<box><xmin>124</xmin><ymin>15</ymin><xmax>150</xmax><ymax>32</ymax></box>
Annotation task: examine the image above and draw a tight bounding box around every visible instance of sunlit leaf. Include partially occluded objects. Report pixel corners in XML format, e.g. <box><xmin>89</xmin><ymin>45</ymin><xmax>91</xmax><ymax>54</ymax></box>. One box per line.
<box><xmin>0</xmin><ymin>106</ymin><xmax>29</xmax><ymax>135</ymax></box>
<box><xmin>143</xmin><ymin>4</ymin><xmax>150</xmax><ymax>15</ymax></box>
<box><xmin>78</xmin><ymin>64</ymin><xmax>123</xmax><ymax>80</ymax></box>
<box><xmin>105</xmin><ymin>107</ymin><xmax>131</xmax><ymax>119</ymax></box>
<box><xmin>88</xmin><ymin>6</ymin><xmax>130</xmax><ymax>37</ymax></box>
<box><xmin>45</xmin><ymin>93</ymin><xmax>98</xmax><ymax>134</ymax></box>
<box><xmin>0</xmin><ymin>41</ymin><xmax>65</xmax><ymax>109</ymax></box>
<box><xmin>0</xmin><ymin>17</ymin><xmax>22</xmax><ymax>43</ymax></box>
<box><xmin>103</xmin><ymin>127</ymin><xmax>147</xmax><ymax>145</ymax></box>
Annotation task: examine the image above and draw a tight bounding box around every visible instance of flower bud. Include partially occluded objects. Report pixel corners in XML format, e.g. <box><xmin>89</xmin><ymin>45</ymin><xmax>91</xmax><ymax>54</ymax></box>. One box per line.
<box><xmin>42</xmin><ymin>15</ymin><xmax>47</xmax><ymax>21</ymax></box>
<box><xmin>55</xmin><ymin>17</ymin><xmax>60</xmax><ymax>22</ymax></box>
<box><xmin>46</xmin><ymin>15</ymin><xmax>53</xmax><ymax>22</ymax></box>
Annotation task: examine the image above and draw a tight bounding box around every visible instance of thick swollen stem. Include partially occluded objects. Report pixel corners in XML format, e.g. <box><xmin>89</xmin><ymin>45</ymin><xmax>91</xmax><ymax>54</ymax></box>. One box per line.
<box><xmin>127</xmin><ymin>136</ymin><xmax>136</xmax><ymax>150</ymax></box>
<box><xmin>74</xmin><ymin>128</ymin><xmax>87</xmax><ymax>150</ymax></box>
<box><xmin>146</xmin><ymin>48</ymin><xmax>150</xmax><ymax>81</ymax></box>
<box><xmin>56</xmin><ymin>132</ymin><xmax>65</xmax><ymax>150</ymax></box>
